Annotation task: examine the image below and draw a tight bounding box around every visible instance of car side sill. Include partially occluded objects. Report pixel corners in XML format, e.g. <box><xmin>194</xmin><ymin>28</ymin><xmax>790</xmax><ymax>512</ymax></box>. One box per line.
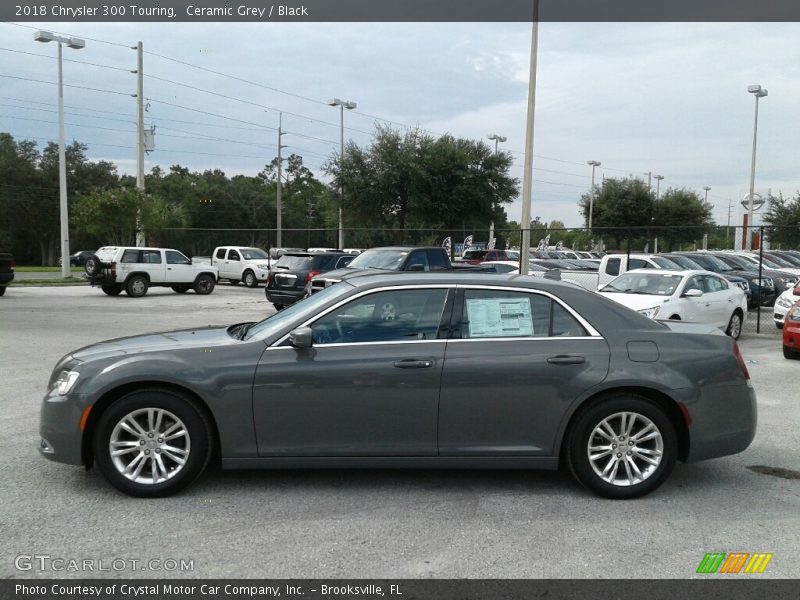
<box><xmin>222</xmin><ymin>456</ymin><xmax>559</xmax><ymax>470</ymax></box>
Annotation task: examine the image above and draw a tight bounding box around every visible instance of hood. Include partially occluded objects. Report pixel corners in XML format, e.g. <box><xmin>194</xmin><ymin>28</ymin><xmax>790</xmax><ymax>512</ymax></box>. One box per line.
<box><xmin>598</xmin><ymin>292</ymin><xmax>671</xmax><ymax>312</ymax></box>
<box><xmin>70</xmin><ymin>326</ymin><xmax>237</xmax><ymax>362</ymax></box>
<box><xmin>312</xmin><ymin>267</ymin><xmax>387</xmax><ymax>283</ymax></box>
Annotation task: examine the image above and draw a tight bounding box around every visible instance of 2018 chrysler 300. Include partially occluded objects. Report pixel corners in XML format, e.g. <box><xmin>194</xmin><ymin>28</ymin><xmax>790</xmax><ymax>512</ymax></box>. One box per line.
<box><xmin>39</xmin><ymin>273</ymin><xmax>757</xmax><ymax>499</ymax></box>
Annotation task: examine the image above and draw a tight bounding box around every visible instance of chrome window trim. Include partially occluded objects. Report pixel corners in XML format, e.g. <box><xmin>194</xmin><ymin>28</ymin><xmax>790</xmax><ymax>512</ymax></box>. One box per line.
<box><xmin>270</xmin><ymin>284</ymin><xmax>453</xmax><ymax>348</ymax></box>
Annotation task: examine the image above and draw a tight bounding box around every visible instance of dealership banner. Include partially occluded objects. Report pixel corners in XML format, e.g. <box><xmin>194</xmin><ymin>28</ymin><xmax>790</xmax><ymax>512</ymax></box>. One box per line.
<box><xmin>5</xmin><ymin>580</ymin><xmax>800</xmax><ymax>600</ymax></box>
<box><xmin>5</xmin><ymin>0</ymin><xmax>800</xmax><ymax>22</ymax></box>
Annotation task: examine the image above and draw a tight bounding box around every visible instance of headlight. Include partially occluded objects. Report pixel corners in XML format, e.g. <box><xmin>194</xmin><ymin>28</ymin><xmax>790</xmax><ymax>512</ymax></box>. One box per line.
<box><xmin>638</xmin><ymin>306</ymin><xmax>660</xmax><ymax>319</ymax></box>
<box><xmin>788</xmin><ymin>306</ymin><xmax>800</xmax><ymax>322</ymax></box>
<box><xmin>736</xmin><ymin>281</ymin><xmax>750</xmax><ymax>292</ymax></box>
<box><xmin>777</xmin><ymin>297</ymin><xmax>793</xmax><ymax>309</ymax></box>
<box><xmin>53</xmin><ymin>370</ymin><xmax>79</xmax><ymax>395</ymax></box>
<box><xmin>780</xmin><ymin>277</ymin><xmax>798</xmax><ymax>286</ymax></box>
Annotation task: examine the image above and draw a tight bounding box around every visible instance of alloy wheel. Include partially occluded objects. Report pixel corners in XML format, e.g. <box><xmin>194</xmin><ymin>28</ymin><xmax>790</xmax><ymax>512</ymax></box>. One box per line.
<box><xmin>587</xmin><ymin>411</ymin><xmax>663</xmax><ymax>487</ymax></box>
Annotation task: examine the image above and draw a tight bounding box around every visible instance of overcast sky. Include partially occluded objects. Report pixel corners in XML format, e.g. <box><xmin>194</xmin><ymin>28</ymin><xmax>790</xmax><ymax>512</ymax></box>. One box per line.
<box><xmin>1</xmin><ymin>21</ymin><xmax>798</xmax><ymax>228</ymax></box>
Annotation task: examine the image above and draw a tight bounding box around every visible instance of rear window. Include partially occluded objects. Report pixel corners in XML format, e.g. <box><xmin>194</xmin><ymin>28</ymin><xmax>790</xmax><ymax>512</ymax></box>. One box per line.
<box><xmin>275</xmin><ymin>255</ymin><xmax>313</xmax><ymax>270</ymax></box>
<box><xmin>463</xmin><ymin>250</ymin><xmax>487</xmax><ymax>260</ymax></box>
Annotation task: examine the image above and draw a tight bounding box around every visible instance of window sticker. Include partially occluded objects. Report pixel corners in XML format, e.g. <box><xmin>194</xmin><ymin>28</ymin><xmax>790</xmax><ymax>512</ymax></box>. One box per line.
<box><xmin>466</xmin><ymin>297</ymin><xmax>533</xmax><ymax>338</ymax></box>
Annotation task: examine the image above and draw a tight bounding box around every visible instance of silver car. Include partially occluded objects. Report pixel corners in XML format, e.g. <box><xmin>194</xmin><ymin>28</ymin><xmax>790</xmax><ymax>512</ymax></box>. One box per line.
<box><xmin>39</xmin><ymin>273</ymin><xmax>756</xmax><ymax>499</ymax></box>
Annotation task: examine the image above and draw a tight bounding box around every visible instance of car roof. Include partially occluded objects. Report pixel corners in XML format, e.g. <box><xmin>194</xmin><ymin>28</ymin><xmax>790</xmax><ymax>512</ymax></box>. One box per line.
<box><xmin>623</xmin><ymin>269</ymin><xmax>715</xmax><ymax>277</ymax></box>
<box><xmin>281</xmin><ymin>252</ymin><xmax>347</xmax><ymax>258</ymax></box>
<box><xmin>336</xmin><ymin>271</ymin><xmax>578</xmax><ymax>291</ymax></box>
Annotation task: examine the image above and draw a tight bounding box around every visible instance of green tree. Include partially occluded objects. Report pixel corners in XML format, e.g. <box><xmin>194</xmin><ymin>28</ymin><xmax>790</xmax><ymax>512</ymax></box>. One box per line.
<box><xmin>578</xmin><ymin>177</ymin><xmax>654</xmax><ymax>248</ymax></box>
<box><xmin>763</xmin><ymin>192</ymin><xmax>800</xmax><ymax>248</ymax></box>
<box><xmin>653</xmin><ymin>188</ymin><xmax>714</xmax><ymax>250</ymax></box>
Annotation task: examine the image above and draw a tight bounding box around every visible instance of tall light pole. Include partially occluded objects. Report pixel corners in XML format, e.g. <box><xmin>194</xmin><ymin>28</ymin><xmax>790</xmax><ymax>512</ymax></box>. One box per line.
<box><xmin>276</xmin><ymin>112</ymin><xmax>287</xmax><ymax>248</ymax></box>
<box><xmin>703</xmin><ymin>185</ymin><xmax>711</xmax><ymax>204</ymax></box>
<box><xmin>746</xmin><ymin>84</ymin><xmax>768</xmax><ymax>250</ymax></box>
<box><xmin>327</xmin><ymin>97</ymin><xmax>357</xmax><ymax>249</ymax></box>
<box><xmin>132</xmin><ymin>41</ymin><xmax>146</xmax><ymax>246</ymax></box>
<box><xmin>519</xmin><ymin>0</ymin><xmax>540</xmax><ymax>276</ymax></box>
<box><xmin>34</xmin><ymin>30</ymin><xmax>85</xmax><ymax>277</ymax></box>
<box><xmin>586</xmin><ymin>160</ymin><xmax>601</xmax><ymax>230</ymax></box>
<box><xmin>653</xmin><ymin>174</ymin><xmax>664</xmax><ymax>199</ymax></box>
<box><xmin>487</xmin><ymin>134</ymin><xmax>507</xmax><ymax>247</ymax></box>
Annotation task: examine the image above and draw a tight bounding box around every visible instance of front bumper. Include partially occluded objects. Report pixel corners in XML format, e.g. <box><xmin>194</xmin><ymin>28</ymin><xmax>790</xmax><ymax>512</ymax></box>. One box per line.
<box><xmin>39</xmin><ymin>390</ymin><xmax>88</xmax><ymax>466</ymax></box>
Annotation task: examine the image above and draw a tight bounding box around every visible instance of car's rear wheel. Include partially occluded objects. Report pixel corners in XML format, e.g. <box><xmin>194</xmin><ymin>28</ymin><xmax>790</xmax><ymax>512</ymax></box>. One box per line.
<box><xmin>777</xmin><ymin>322</ymin><xmax>784</xmax><ymax>330</ymax></box>
<box><xmin>784</xmin><ymin>346</ymin><xmax>800</xmax><ymax>360</ymax></box>
<box><xmin>566</xmin><ymin>395</ymin><xmax>677</xmax><ymax>499</ymax></box>
<box><xmin>243</xmin><ymin>270</ymin><xmax>257</xmax><ymax>288</ymax></box>
<box><xmin>84</xmin><ymin>254</ymin><xmax>103</xmax><ymax>277</ymax></box>
<box><xmin>193</xmin><ymin>274</ymin><xmax>215</xmax><ymax>295</ymax></box>
<box><xmin>93</xmin><ymin>389</ymin><xmax>212</xmax><ymax>497</ymax></box>
<box><xmin>101</xmin><ymin>284</ymin><xmax>123</xmax><ymax>296</ymax></box>
<box><xmin>229</xmin><ymin>279</ymin><xmax>240</xmax><ymax>286</ymax></box>
<box><xmin>272</xmin><ymin>303</ymin><xmax>284</xmax><ymax>311</ymax></box>
<box><xmin>125</xmin><ymin>275</ymin><xmax>149</xmax><ymax>298</ymax></box>
<box><xmin>0</xmin><ymin>286</ymin><xmax>6</xmax><ymax>297</ymax></box>
<box><xmin>726</xmin><ymin>310</ymin><xmax>743</xmax><ymax>340</ymax></box>
<box><xmin>171</xmin><ymin>284</ymin><xmax>190</xmax><ymax>294</ymax></box>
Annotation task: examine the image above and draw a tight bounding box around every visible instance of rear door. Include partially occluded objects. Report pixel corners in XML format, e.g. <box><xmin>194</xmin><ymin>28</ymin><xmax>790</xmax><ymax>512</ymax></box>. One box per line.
<box><xmin>438</xmin><ymin>286</ymin><xmax>610</xmax><ymax>456</ymax></box>
<box><xmin>141</xmin><ymin>250</ymin><xmax>166</xmax><ymax>283</ymax></box>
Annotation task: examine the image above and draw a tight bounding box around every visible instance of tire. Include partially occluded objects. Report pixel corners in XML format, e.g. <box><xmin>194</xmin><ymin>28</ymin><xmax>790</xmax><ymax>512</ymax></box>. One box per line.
<box><xmin>243</xmin><ymin>270</ymin><xmax>257</xmax><ymax>288</ymax></box>
<box><xmin>193</xmin><ymin>274</ymin><xmax>215</xmax><ymax>295</ymax></box>
<box><xmin>101</xmin><ymin>284</ymin><xmax>123</xmax><ymax>296</ymax></box>
<box><xmin>784</xmin><ymin>346</ymin><xmax>800</xmax><ymax>360</ymax></box>
<box><xmin>776</xmin><ymin>322</ymin><xmax>784</xmax><ymax>330</ymax></box>
<box><xmin>229</xmin><ymin>279</ymin><xmax>240</xmax><ymax>286</ymax></box>
<box><xmin>125</xmin><ymin>275</ymin><xmax>149</xmax><ymax>298</ymax></box>
<box><xmin>669</xmin><ymin>315</ymin><xmax>681</xmax><ymax>320</ymax></box>
<box><xmin>0</xmin><ymin>286</ymin><xmax>6</xmax><ymax>297</ymax></box>
<box><xmin>92</xmin><ymin>388</ymin><xmax>212</xmax><ymax>497</ymax></box>
<box><xmin>272</xmin><ymin>303</ymin><xmax>285</xmax><ymax>311</ymax></box>
<box><xmin>171</xmin><ymin>285</ymin><xmax>190</xmax><ymax>294</ymax></box>
<box><xmin>726</xmin><ymin>310</ymin><xmax>743</xmax><ymax>340</ymax></box>
<box><xmin>566</xmin><ymin>395</ymin><xmax>677</xmax><ymax>499</ymax></box>
<box><xmin>84</xmin><ymin>254</ymin><xmax>103</xmax><ymax>277</ymax></box>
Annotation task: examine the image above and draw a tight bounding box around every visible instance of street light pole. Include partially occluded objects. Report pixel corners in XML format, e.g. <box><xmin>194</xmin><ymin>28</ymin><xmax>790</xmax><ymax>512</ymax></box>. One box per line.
<box><xmin>703</xmin><ymin>185</ymin><xmax>711</xmax><ymax>204</ymax></box>
<box><xmin>519</xmin><ymin>0</ymin><xmax>540</xmax><ymax>276</ymax></box>
<box><xmin>34</xmin><ymin>30</ymin><xmax>85</xmax><ymax>277</ymax></box>
<box><xmin>586</xmin><ymin>160</ymin><xmax>601</xmax><ymax>230</ymax></box>
<box><xmin>328</xmin><ymin>98</ymin><xmax>357</xmax><ymax>250</ymax></box>
<box><xmin>746</xmin><ymin>84</ymin><xmax>768</xmax><ymax>250</ymax></box>
<box><xmin>652</xmin><ymin>175</ymin><xmax>664</xmax><ymax>254</ymax></box>
<box><xmin>276</xmin><ymin>112</ymin><xmax>287</xmax><ymax>248</ymax></box>
<box><xmin>487</xmin><ymin>134</ymin><xmax>507</xmax><ymax>247</ymax></box>
<box><xmin>133</xmin><ymin>41</ymin><xmax>146</xmax><ymax>246</ymax></box>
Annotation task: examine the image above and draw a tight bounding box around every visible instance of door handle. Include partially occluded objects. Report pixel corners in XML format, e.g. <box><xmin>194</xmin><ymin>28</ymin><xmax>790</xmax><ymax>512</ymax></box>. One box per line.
<box><xmin>393</xmin><ymin>359</ymin><xmax>434</xmax><ymax>369</ymax></box>
<box><xmin>547</xmin><ymin>355</ymin><xmax>586</xmax><ymax>365</ymax></box>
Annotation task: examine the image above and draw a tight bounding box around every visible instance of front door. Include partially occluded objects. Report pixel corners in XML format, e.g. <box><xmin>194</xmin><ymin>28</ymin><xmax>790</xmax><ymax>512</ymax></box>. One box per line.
<box><xmin>253</xmin><ymin>287</ymin><xmax>451</xmax><ymax>456</ymax></box>
<box><xmin>438</xmin><ymin>287</ymin><xmax>610</xmax><ymax>456</ymax></box>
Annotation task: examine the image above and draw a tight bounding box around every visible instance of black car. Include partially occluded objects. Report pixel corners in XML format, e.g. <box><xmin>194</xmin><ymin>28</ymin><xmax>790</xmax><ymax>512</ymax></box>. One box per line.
<box><xmin>266</xmin><ymin>252</ymin><xmax>354</xmax><ymax>309</ymax></box>
<box><xmin>711</xmin><ymin>252</ymin><xmax>798</xmax><ymax>297</ymax></box>
<box><xmin>672</xmin><ymin>252</ymin><xmax>774</xmax><ymax>308</ymax></box>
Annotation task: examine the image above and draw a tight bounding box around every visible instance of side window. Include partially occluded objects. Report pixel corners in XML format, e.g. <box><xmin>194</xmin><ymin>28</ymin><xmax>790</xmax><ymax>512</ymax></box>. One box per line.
<box><xmin>704</xmin><ymin>276</ymin><xmax>725</xmax><ymax>293</ymax></box>
<box><xmin>684</xmin><ymin>276</ymin><xmax>703</xmax><ymax>293</ymax></box>
<box><xmin>228</xmin><ymin>250</ymin><xmax>241</xmax><ymax>261</ymax></box>
<box><xmin>461</xmin><ymin>290</ymin><xmax>551</xmax><ymax>339</ymax></box>
<box><xmin>605</xmin><ymin>257</ymin><xmax>621</xmax><ymax>276</ymax></box>
<box><xmin>336</xmin><ymin>255</ymin><xmax>354</xmax><ymax>269</ymax></box>
<box><xmin>629</xmin><ymin>258</ymin><xmax>649</xmax><ymax>269</ymax></box>
<box><xmin>142</xmin><ymin>250</ymin><xmax>162</xmax><ymax>264</ymax></box>
<box><xmin>121</xmin><ymin>249</ymin><xmax>139</xmax><ymax>263</ymax></box>
<box><xmin>407</xmin><ymin>250</ymin><xmax>429</xmax><ymax>271</ymax></box>
<box><xmin>215</xmin><ymin>248</ymin><xmax>226</xmax><ymax>259</ymax></box>
<box><xmin>311</xmin><ymin>289</ymin><xmax>448</xmax><ymax>344</ymax></box>
<box><xmin>166</xmin><ymin>251</ymin><xmax>191</xmax><ymax>265</ymax></box>
<box><xmin>551</xmin><ymin>303</ymin><xmax>589</xmax><ymax>337</ymax></box>
<box><xmin>427</xmin><ymin>250</ymin><xmax>450</xmax><ymax>271</ymax></box>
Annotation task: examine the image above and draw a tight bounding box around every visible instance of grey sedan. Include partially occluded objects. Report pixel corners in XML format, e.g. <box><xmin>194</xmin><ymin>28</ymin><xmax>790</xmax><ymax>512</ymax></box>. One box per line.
<box><xmin>39</xmin><ymin>273</ymin><xmax>757</xmax><ymax>499</ymax></box>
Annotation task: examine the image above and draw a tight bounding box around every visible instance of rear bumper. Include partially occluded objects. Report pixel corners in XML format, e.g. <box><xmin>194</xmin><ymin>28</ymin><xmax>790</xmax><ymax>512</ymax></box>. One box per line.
<box><xmin>0</xmin><ymin>273</ymin><xmax>14</xmax><ymax>285</ymax></box>
<box><xmin>265</xmin><ymin>289</ymin><xmax>305</xmax><ymax>305</ymax></box>
<box><xmin>684</xmin><ymin>383</ymin><xmax>757</xmax><ymax>463</ymax></box>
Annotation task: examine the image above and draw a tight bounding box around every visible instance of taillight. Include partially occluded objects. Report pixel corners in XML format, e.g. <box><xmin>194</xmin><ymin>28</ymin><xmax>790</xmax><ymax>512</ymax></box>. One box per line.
<box><xmin>10</xmin><ymin>258</ymin><xmax>14</xmax><ymax>271</ymax></box>
<box><xmin>267</xmin><ymin>271</ymin><xmax>273</xmax><ymax>285</ymax></box>
<box><xmin>110</xmin><ymin>261</ymin><xmax>116</xmax><ymax>278</ymax></box>
<box><xmin>306</xmin><ymin>270</ymin><xmax>320</xmax><ymax>282</ymax></box>
<box><xmin>732</xmin><ymin>340</ymin><xmax>750</xmax><ymax>381</ymax></box>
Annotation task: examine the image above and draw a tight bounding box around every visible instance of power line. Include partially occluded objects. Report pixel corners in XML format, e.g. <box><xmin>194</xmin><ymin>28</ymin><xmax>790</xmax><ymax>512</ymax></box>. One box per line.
<box><xmin>0</xmin><ymin>46</ymin><xmax>131</xmax><ymax>73</ymax></box>
<box><xmin>0</xmin><ymin>73</ymin><xmax>130</xmax><ymax>96</ymax></box>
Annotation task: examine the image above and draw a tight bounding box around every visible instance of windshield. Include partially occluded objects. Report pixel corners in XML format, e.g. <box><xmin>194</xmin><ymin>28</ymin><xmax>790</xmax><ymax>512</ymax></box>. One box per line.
<box><xmin>687</xmin><ymin>254</ymin><xmax>731</xmax><ymax>272</ymax></box>
<box><xmin>652</xmin><ymin>257</ymin><xmax>680</xmax><ymax>268</ymax></box>
<box><xmin>348</xmin><ymin>249</ymin><xmax>409</xmax><ymax>270</ymax></box>
<box><xmin>668</xmin><ymin>255</ymin><xmax>702</xmax><ymax>269</ymax></box>
<box><xmin>763</xmin><ymin>253</ymin><xmax>793</xmax><ymax>268</ymax></box>
<box><xmin>244</xmin><ymin>284</ymin><xmax>351</xmax><ymax>341</ymax></box>
<box><xmin>601</xmin><ymin>273</ymin><xmax>683</xmax><ymax>296</ymax></box>
<box><xmin>240</xmin><ymin>248</ymin><xmax>268</xmax><ymax>260</ymax></box>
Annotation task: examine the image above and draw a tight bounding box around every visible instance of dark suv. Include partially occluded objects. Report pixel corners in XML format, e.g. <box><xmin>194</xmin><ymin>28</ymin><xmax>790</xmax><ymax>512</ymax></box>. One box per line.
<box><xmin>266</xmin><ymin>252</ymin><xmax>354</xmax><ymax>309</ymax></box>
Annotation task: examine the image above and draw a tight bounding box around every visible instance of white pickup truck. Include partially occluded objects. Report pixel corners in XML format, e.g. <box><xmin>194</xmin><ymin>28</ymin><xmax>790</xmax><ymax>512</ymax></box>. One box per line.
<box><xmin>212</xmin><ymin>246</ymin><xmax>272</xmax><ymax>287</ymax></box>
<box><xmin>554</xmin><ymin>254</ymin><xmax>691</xmax><ymax>291</ymax></box>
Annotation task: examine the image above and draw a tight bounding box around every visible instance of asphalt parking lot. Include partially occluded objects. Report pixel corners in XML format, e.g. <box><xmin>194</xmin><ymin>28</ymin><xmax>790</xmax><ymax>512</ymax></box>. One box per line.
<box><xmin>1</xmin><ymin>285</ymin><xmax>798</xmax><ymax>579</ymax></box>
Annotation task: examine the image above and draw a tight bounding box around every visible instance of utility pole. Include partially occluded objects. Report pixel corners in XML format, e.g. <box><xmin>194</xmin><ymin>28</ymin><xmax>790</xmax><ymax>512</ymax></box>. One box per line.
<box><xmin>587</xmin><ymin>160</ymin><xmax>601</xmax><ymax>230</ymax></box>
<box><xmin>276</xmin><ymin>112</ymin><xmax>286</xmax><ymax>248</ymax></box>
<box><xmin>134</xmin><ymin>41</ymin><xmax>145</xmax><ymax>246</ymax></box>
<box><xmin>727</xmin><ymin>198</ymin><xmax>733</xmax><ymax>248</ymax></box>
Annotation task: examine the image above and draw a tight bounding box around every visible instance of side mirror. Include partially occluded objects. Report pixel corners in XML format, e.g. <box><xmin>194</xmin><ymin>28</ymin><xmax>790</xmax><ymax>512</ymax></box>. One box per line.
<box><xmin>683</xmin><ymin>288</ymin><xmax>703</xmax><ymax>298</ymax></box>
<box><xmin>407</xmin><ymin>263</ymin><xmax>425</xmax><ymax>272</ymax></box>
<box><xmin>289</xmin><ymin>326</ymin><xmax>313</xmax><ymax>348</ymax></box>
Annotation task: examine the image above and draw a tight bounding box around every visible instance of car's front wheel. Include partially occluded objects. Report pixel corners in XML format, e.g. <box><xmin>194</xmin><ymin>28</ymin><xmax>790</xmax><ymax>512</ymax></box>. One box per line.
<box><xmin>125</xmin><ymin>275</ymin><xmax>149</xmax><ymax>297</ymax></box>
<box><xmin>726</xmin><ymin>310</ymin><xmax>743</xmax><ymax>340</ymax></box>
<box><xmin>243</xmin><ymin>270</ymin><xmax>257</xmax><ymax>288</ymax></box>
<box><xmin>92</xmin><ymin>389</ymin><xmax>212</xmax><ymax>497</ymax></box>
<box><xmin>784</xmin><ymin>346</ymin><xmax>800</xmax><ymax>360</ymax></box>
<box><xmin>566</xmin><ymin>395</ymin><xmax>677</xmax><ymax>499</ymax></box>
<box><xmin>193</xmin><ymin>274</ymin><xmax>215</xmax><ymax>295</ymax></box>
<box><xmin>101</xmin><ymin>284</ymin><xmax>123</xmax><ymax>296</ymax></box>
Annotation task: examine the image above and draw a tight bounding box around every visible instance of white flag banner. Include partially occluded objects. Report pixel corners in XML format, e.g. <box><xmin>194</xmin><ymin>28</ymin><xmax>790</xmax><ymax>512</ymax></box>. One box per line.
<box><xmin>462</xmin><ymin>235</ymin><xmax>473</xmax><ymax>254</ymax></box>
<box><xmin>442</xmin><ymin>237</ymin><xmax>452</xmax><ymax>254</ymax></box>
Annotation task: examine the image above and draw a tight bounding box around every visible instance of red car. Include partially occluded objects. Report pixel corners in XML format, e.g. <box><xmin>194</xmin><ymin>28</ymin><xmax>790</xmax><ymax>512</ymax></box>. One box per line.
<box><xmin>461</xmin><ymin>249</ymin><xmax>520</xmax><ymax>265</ymax></box>
<box><xmin>783</xmin><ymin>301</ymin><xmax>800</xmax><ymax>359</ymax></box>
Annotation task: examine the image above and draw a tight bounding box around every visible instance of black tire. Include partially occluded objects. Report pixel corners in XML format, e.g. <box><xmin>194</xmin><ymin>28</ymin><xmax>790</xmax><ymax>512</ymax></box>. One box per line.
<box><xmin>726</xmin><ymin>310</ymin><xmax>743</xmax><ymax>340</ymax></box>
<box><xmin>125</xmin><ymin>275</ymin><xmax>149</xmax><ymax>298</ymax></box>
<box><xmin>669</xmin><ymin>315</ymin><xmax>681</xmax><ymax>320</ymax></box>
<box><xmin>0</xmin><ymin>286</ymin><xmax>6</xmax><ymax>297</ymax></box>
<box><xmin>784</xmin><ymin>346</ymin><xmax>800</xmax><ymax>360</ymax></box>
<box><xmin>84</xmin><ymin>254</ymin><xmax>103</xmax><ymax>277</ymax></box>
<box><xmin>92</xmin><ymin>388</ymin><xmax>213</xmax><ymax>497</ymax></box>
<box><xmin>171</xmin><ymin>284</ymin><xmax>190</xmax><ymax>294</ymax></box>
<box><xmin>243</xmin><ymin>270</ymin><xmax>258</xmax><ymax>288</ymax></box>
<box><xmin>566</xmin><ymin>395</ymin><xmax>677</xmax><ymax>499</ymax></box>
<box><xmin>272</xmin><ymin>303</ymin><xmax>285</xmax><ymax>311</ymax></box>
<box><xmin>229</xmin><ymin>279</ymin><xmax>240</xmax><ymax>286</ymax></box>
<box><xmin>101</xmin><ymin>284</ymin><xmax>123</xmax><ymax>296</ymax></box>
<box><xmin>777</xmin><ymin>322</ymin><xmax>784</xmax><ymax>330</ymax></box>
<box><xmin>193</xmin><ymin>274</ymin><xmax>215</xmax><ymax>295</ymax></box>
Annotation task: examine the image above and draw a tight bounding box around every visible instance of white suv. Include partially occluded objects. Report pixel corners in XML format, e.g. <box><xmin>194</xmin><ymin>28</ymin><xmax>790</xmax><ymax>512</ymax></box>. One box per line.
<box><xmin>84</xmin><ymin>247</ymin><xmax>218</xmax><ymax>297</ymax></box>
<box><xmin>212</xmin><ymin>246</ymin><xmax>272</xmax><ymax>287</ymax></box>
